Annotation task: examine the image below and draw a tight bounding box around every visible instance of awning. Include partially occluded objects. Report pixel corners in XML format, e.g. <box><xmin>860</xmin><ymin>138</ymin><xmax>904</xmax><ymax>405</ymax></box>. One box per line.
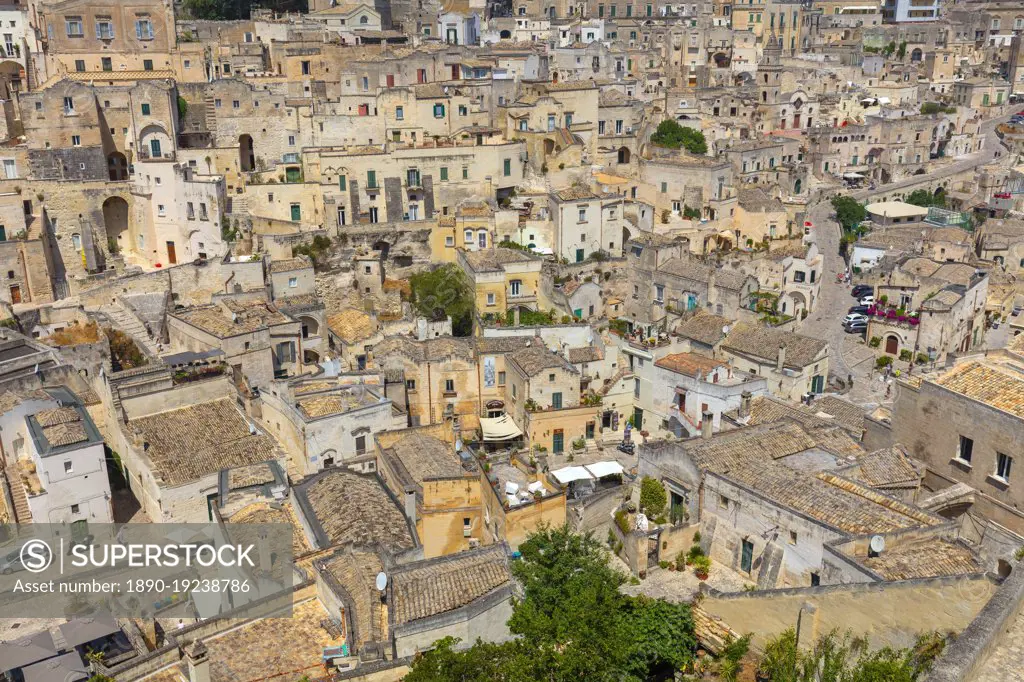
<box><xmin>59</xmin><ymin>613</ymin><xmax>120</xmax><ymax>649</ymax></box>
<box><xmin>586</xmin><ymin>461</ymin><xmax>625</xmax><ymax>478</ymax></box>
<box><xmin>843</xmin><ymin>172</ymin><xmax>866</xmax><ymax>179</ymax></box>
<box><xmin>480</xmin><ymin>414</ymin><xmax>523</xmax><ymax>441</ymax></box>
<box><xmin>551</xmin><ymin>466</ymin><xmax>593</xmax><ymax>484</ymax></box>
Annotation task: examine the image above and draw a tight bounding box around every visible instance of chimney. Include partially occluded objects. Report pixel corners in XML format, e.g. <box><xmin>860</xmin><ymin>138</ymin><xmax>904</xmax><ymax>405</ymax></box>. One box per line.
<box><xmin>701</xmin><ymin>410</ymin><xmax>713</xmax><ymax>439</ymax></box>
<box><xmin>404</xmin><ymin>489</ymin><xmax>417</xmax><ymax>525</ymax></box>
<box><xmin>776</xmin><ymin>343</ymin><xmax>787</xmax><ymax>372</ymax></box>
<box><xmin>739</xmin><ymin>391</ymin><xmax>752</xmax><ymax>419</ymax></box>
<box><xmin>186</xmin><ymin>640</ymin><xmax>210</xmax><ymax>682</ymax></box>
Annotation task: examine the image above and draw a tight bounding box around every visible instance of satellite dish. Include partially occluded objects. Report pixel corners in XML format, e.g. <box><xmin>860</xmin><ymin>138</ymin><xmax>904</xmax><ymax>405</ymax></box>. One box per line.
<box><xmin>375</xmin><ymin>571</ymin><xmax>388</xmax><ymax>592</ymax></box>
<box><xmin>869</xmin><ymin>535</ymin><xmax>885</xmax><ymax>555</ymax></box>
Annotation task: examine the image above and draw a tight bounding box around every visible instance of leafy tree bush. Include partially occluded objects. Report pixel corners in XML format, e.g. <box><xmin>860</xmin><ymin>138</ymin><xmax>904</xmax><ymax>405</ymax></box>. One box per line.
<box><xmin>831</xmin><ymin>195</ymin><xmax>867</xmax><ymax>233</ymax></box>
<box><xmin>639</xmin><ymin>477</ymin><xmax>667</xmax><ymax>517</ymax></box>
<box><xmin>876</xmin><ymin>355</ymin><xmax>894</xmax><ymax>369</ymax></box>
<box><xmin>291</xmin><ymin>235</ymin><xmax>333</xmax><ymax>268</ymax></box>
<box><xmin>757</xmin><ymin>629</ymin><xmax>946</xmax><ymax>682</ymax></box>
<box><xmin>651</xmin><ymin>120</ymin><xmax>708</xmax><ymax>154</ymax></box>
<box><xmin>406</xmin><ymin>526</ymin><xmax>698</xmax><ymax>682</ymax></box>
<box><xmin>410</xmin><ymin>264</ymin><xmax>475</xmax><ymax>336</ymax></box>
<box><xmin>683</xmin><ymin>205</ymin><xmax>702</xmax><ymax>220</ymax></box>
<box><xmin>103</xmin><ymin>328</ymin><xmax>147</xmax><ymax>372</ymax></box>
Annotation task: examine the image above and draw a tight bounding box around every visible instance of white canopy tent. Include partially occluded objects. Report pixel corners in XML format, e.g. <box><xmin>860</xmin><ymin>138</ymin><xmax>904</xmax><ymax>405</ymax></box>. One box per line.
<box><xmin>585</xmin><ymin>461</ymin><xmax>625</xmax><ymax>478</ymax></box>
<box><xmin>480</xmin><ymin>414</ymin><xmax>524</xmax><ymax>441</ymax></box>
<box><xmin>550</xmin><ymin>466</ymin><xmax>593</xmax><ymax>484</ymax></box>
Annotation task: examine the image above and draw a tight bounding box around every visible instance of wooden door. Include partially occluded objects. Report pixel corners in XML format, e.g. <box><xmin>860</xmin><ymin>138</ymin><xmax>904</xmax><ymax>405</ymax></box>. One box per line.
<box><xmin>885</xmin><ymin>335</ymin><xmax>898</xmax><ymax>355</ymax></box>
<box><xmin>9</xmin><ymin>285</ymin><xmax>20</xmax><ymax>303</ymax></box>
<box><xmin>166</xmin><ymin>241</ymin><xmax>176</xmax><ymax>264</ymax></box>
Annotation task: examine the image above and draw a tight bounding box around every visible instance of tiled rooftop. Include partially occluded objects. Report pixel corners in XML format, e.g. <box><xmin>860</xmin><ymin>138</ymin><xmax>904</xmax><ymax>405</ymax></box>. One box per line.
<box><xmin>462</xmin><ymin>247</ymin><xmax>538</xmax><ymax>272</ymax></box>
<box><xmin>326</xmin><ymin>308</ymin><xmax>377</xmax><ymax>344</ymax></box>
<box><xmin>655</xmin><ymin>352</ymin><xmax>727</xmax><ymax>378</ymax></box>
<box><xmin>130</xmin><ymin>399</ymin><xmax>277</xmax><ymax>486</ymax></box>
<box><xmin>723</xmin><ymin>323</ymin><xmax>828</xmax><ymax>369</ymax></box>
<box><xmin>173</xmin><ymin>301</ymin><xmax>291</xmax><ymax>337</ymax></box>
<box><xmin>508</xmin><ymin>343</ymin><xmax>578</xmax><ymax>377</ymax></box>
<box><xmin>933</xmin><ymin>359</ymin><xmax>1024</xmax><ymax>419</ymax></box>
<box><xmin>269</xmin><ymin>256</ymin><xmax>313</xmax><ymax>273</ymax></box>
<box><xmin>385</xmin><ymin>432</ymin><xmax>466</xmax><ymax>487</ymax></box>
<box><xmin>225</xmin><ymin>500</ymin><xmax>312</xmax><ymax>558</ymax></box>
<box><xmin>296</xmin><ymin>388</ymin><xmax>380</xmax><ymax>420</ymax></box>
<box><xmin>295</xmin><ymin>468</ymin><xmax>415</xmax><ymax>550</ymax></box>
<box><xmin>860</xmin><ymin>538</ymin><xmax>981</xmax><ymax>581</ymax></box>
<box><xmin>319</xmin><ymin>547</ymin><xmax>384</xmax><ymax>649</ymax></box>
<box><xmin>390</xmin><ymin>544</ymin><xmax>511</xmax><ymax>625</ymax></box>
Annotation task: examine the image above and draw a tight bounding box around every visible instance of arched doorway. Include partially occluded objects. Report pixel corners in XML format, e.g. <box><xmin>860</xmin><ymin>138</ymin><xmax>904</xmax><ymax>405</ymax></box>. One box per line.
<box><xmin>910</xmin><ymin>48</ymin><xmax>923</xmax><ymax>62</ymax></box>
<box><xmin>794</xmin><ymin>178</ymin><xmax>802</xmax><ymax>194</ymax></box>
<box><xmin>299</xmin><ymin>315</ymin><xmax>320</xmax><ymax>339</ymax></box>
<box><xmin>617</xmin><ymin>147</ymin><xmax>630</xmax><ymax>164</ymax></box>
<box><xmin>239</xmin><ymin>134</ymin><xmax>255</xmax><ymax>172</ymax></box>
<box><xmin>543</xmin><ymin>139</ymin><xmax>555</xmax><ymax>156</ymax></box>
<box><xmin>499</xmin><ymin>30</ymin><xmax>511</xmax><ymax>39</ymax></box>
<box><xmin>0</xmin><ymin>60</ymin><xmax>22</xmax><ymax>99</ymax></box>
<box><xmin>102</xmin><ymin>197</ymin><xmax>129</xmax><ymax>252</ymax></box>
<box><xmin>108</xmin><ymin>152</ymin><xmax>128</xmax><ymax>181</ymax></box>
<box><xmin>304</xmin><ymin>349</ymin><xmax>321</xmax><ymax>364</ymax></box>
<box><xmin>713</xmin><ymin>52</ymin><xmax>730</xmax><ymax>68</ymax></box>
<box><xmin>885</xmin><ymin>335</ymin><xmax>899</xmax><ymax>355</ymax></box>
<box><xmin>998</xmin><ymin>560</ymin><xmax>1013</xmax><ymax>578</ymax></box>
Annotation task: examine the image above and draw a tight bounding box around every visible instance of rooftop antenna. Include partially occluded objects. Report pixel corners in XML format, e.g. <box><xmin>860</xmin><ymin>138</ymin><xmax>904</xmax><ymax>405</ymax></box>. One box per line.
<box><xmin>868</xmin><ymin>535</ymin><xmax>885</xmax><ymax>557</ymax></box>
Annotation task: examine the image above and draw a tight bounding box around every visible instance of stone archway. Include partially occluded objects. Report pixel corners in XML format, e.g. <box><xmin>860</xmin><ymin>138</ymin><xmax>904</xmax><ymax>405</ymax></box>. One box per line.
<box><xmin>543</xmin><ymin>138</ymin><xmax>555</xmax><ymax>156</ymax></box>
<box><xmin>500</xmin><ymin>30</ymin><xmax>511</xmax><ymax>39</ymax></box>
<box><xmin>617</xmin><ymin>146</ymin><xmax>630</xmax><ymax>164</ymax></box>
<box><xmin>102</xmin><ymin>196</ymin><xmax>129</xmax><ymax>252</ymax></box>
<box><xmin>0</xmin><ymin>60</ymin><xmax>22</xmax><ymax>99</ymax></box>
<box><xmin>239</xmin><ymin>134</ymin><xmax>255</xmax><ymax>172</ymax></box>
<box><xmin>299</xmin><ymin>315</ymin><xmax>320</xmax><ymax>339</ymax></box>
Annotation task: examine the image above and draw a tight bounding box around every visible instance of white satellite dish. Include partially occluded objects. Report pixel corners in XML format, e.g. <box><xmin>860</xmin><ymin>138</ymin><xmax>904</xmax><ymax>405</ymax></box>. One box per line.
<box><xmin>375</xmin><ymin>571</ymin><xmax>388</xmax><ymax>591</ymax></box>
<box><xmin>869</xmin><ymin>535</ymin><xmax>885</xmax><ymax>555</ymax></box>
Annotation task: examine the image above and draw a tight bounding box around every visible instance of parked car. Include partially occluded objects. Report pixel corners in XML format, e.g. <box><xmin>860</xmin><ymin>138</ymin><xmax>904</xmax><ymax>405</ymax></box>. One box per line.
<box><xmin>848</xmin><ymin>304</ymin><xmax>871</xmax><ymax>315</ymax></box>
<box><xmin>843</xmin><ymin>313</ymin><xmax>868</xmax><ymax>325</ymax></box>
<box><xmin>844</xmin><ymin>319</ymin><xmax>868</xmax><ymax>334</ymax></box>
<box><xmin>859</xmin><ymin>295</ymin><xmax>875</xmax><ymax>306</ymax></box>
<box><xmin>0</xmin><ymin>548</ymin><xmax>26</xmax><ymax>575</ymax></box>
<box><xmin>852</xmin><ymin>285</ymin><xmax>873</xmax><ymax>298</ymax></box>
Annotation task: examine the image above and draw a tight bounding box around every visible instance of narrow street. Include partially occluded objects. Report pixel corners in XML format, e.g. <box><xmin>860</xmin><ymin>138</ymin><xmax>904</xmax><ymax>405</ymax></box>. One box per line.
<box><xmin>799</xmin><ymin>112</ymin><xmax>1016</xmax><ymax>405</ymax></box>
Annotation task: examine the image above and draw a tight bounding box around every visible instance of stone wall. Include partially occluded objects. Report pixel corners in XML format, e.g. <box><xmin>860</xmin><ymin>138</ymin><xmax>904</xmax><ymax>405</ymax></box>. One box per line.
<box><xmin>699</xmin><ymin>572</ymin><xmax>999</xmax><ymax>651</ymax></box>
<box><xmin>925</xmin><ymin>559</ymin><xmax>1024</xmax><ymax>682</ymax></box>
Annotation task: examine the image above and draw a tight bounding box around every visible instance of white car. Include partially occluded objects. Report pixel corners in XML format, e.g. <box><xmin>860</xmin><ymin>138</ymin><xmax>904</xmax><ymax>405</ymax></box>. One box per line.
<box><xmin>843</xmin><ymin>313</ymin><xmax>867</xmax><ymax>325</ymax></box>
<box><xmin>859</xmin><ymin>295</ymin><xmax>875</xmax><ymax>306</ymax></box>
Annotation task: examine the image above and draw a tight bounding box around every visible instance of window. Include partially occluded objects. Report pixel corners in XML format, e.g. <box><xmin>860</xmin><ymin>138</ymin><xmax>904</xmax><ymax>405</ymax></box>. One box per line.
<box><xmin>102</xmin><ymin>57</ymin><xmax>112</xmax><ymax>71</ymax></box>
<box><xmin>71</xmin><ymin>234</ymin><xmax>81</xmax><ymax>250</ymax></box>
<box><xmin>957</xmin><ymin>435</ymin><xmax>974</xmax><ymax>463</ymax></box>
<box><xmin>510</xmin><ymin>280</ymin><xmax>521</xmax><ymax>296</ymax></box>
<box><xmin>141</xmin><ymin>103</ymin><xmax>151</xmax><ymax>115</ymax></box>
<box><xmin>338</xmin><ymin>175</ymin><xmax>347</xmax><ymax>191</ymax></box>
<box><xmin>74</xmin><ymin>59</ymin><xmax>86</xmax><ymax>72</ymax></box>
<box><xmin>444</xmin><ymin>378</ymin><xmax>455</xmax><ymax>393</ymax></box>
<box><xmin>301</xmin><ymin>60</ymin><xmax>310</xmax><ymax>75</ymax></box>
<box><xmin>215</xmin><ymin>99</ymin><xmax>222</xmax><ymax>108</ymax></box>
<box><xmin>135</xmin><ymin>17</ymin><xmax>154</xmax><ymax>40</ymax></box>
<box><xmin>395</xmin><ymin>105</ymin><xmax>404</xmax><ymax>120</ymax></box>
<box><xmin>157</xmin><ymin>204</ymin><xmax>166</xmax><ymax>217</ymax></box>
<box><xmin>464</xmin><ymin>229</ymin><xmax>474</xmax><ymax>244</ymax></box>
<box><xmin>498</xmin><ymin>371</ymin><xmax>506</xmax><ymax>386</ymax></box>
<box><xmin>290</xmin><ymin>204</ymin><xmax>301</xmax><ymax>221</ymax></box>
<box><xmin>655</xmin><ymin>284</ymin><xmax>664</xmax><ymax>302</ymax></box>
<box><xmin>367</xmin><ymin>170</ymin><xmax>377</xmax><ymax>189</ymax></box>
<box><xmin>462</xmin><ymin>166</ymin><xmax>469</xmax><ymax>180</ymax></box>
<box><xmin>445</xmin><ymin>235</ymin><xmax>454</xmax><ymax>246</ymax></box>
<box><xmin>661</xmin><ymin>181</ymin><xmax>667</xmax><ymax>193</ymax></box>
<box><xmin>65</xmin><ymin>16</ymin><xmax>83</xmax><ymax>37</ymax></box>
<box><xmin>440</xmin><ymin>166</ymin><xmax>448</xmax><ymax>181</ymax></box>
<box><xmin>232</xmin><ymin>100</ymin><xmax>240</xmax><ymax>109</ymax></box>
<box><xmin>288</xmin><ymin>135</ymin><xmax>295</xmax><ymax>146</ymax></box>
<box><xmin>63</xmin><ymin>97</ymin><xmax>74</xmax><ymax>114</ymax></box>
<box><xmin>433</xmin><ymin>103</ymin><xmax>445</xmax><ymax>118</ymax></box>
<box><xmin>355</xmin><ymin>435</ymin><xmax>367</xmax><ymax>455</ymax></box>
<box><xmin>996</xmin><ymin>453</ymin><xmax>1013</xmax><ymax>482</ymax></box>
<box><xmin>96</xmin><ymin>19</ymin><xmax>114</xmax><ymax>39</ymax></box>
<box><xmin>64</xmin><ymin>460</ymin><xmax>73</xmax><ymax>473</ymax></box>
<box><xmin>503</xmin><ymin>158</ymin><xmax>512</xmax><ymax>176</ymax></box>
<box><xmin>71</xmin><ymin>504</ymin><xmax>80</xmax><ymax>514</ymax></box>
<box><xmin>149</xmin><ymin>139</ymin><xmax>161</xmax><ymax>157</ymax></box>
<box><xmin>634</xmin><ymin>377</ymin><xmax>641</xmax><ymax>398</ymax></box>
<box><xmin>199</xmin><ymin>203</ymin><xmax>208</xmax><ymax>220</ymax></box>
<box><xmin>406</xmin><ymin>379</ymin><xmax>416</xmax><ymax>390</ymax></box>
<box><xmin>789</xmin><ymin>530</ymin><xmax>798</xmax><ymax>545</ymax></box>
<box><xmin>486</xmin><ymin>293</ymin><xmax>495</xmax><ymax>305</ymax></box>
<box><xmin>71</xmin><ymin>135</ymin><xmax>80</xmax><ymax>147</ymax></box>
<box><xmin>552</xmin><ymin>392</ymin><xmax>563</xmax><ymax>409</ymax></box>
<box><xmin>187</xmin><ymin>202</ymin><xmax>195</xmax><ymax>220</ymax></box>
<box><xmin>578</xmin><ymin>207</ymin><xmax>587</xmax><ymax>222</ymax></box>
<box><xmin>288</xmin><ymin>277</ymin><xmax>298</xmax><ymax>288</ymax></box>
<box><xmin>2</xmin><ymin>159</ymin><xmax>14</xmax><ymax>179</ymax></box>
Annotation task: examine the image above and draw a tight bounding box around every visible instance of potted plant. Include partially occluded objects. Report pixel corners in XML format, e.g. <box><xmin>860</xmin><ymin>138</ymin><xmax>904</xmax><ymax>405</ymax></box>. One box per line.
<box><xmin>693</xmin><ymin>554</ymin><xmax>711</xmax><ymax>580</ymax></box>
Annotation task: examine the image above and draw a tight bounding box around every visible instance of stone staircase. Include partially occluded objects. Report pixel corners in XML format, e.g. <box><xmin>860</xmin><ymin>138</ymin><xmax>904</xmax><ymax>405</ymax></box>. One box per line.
<box><xmin>100</xmin><ymin>304</ymin><xmax>161</xmax><ymax>357</ymax></box>
<box><xmin>3</xmin><ymin>467</ymin><xmax>32</xmax><ymax>523</ymax></box>
<box><xmin>203</xmin><ymin>95</ymin><xmax>218</xmax><ymax>130</ymax></box>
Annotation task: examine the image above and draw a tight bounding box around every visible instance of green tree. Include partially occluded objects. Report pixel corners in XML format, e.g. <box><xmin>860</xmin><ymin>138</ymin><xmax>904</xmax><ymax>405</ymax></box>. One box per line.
<box><xmin>905</xmin><ymin>189</ymin><xmax>942</xmax><ymax>208</ymax></box>
<box><xmin>639</xmin><ymin>476</ymin><xmax>667</xmax><ymax>518</ymax></box>
<box><xmin>650</xmin><ymin>120</ymin><xmax>708</xmax><ymax>154</ymax></box>
<box><xmin>408</xmin><ymin>525</ymin><xmax>698</xmax><ymax>681</ymax></box>
<box><xmin>409</xmin><ymin>263</ymin><xmax>475</xmax><ymax>336</ymax></box>
<box><xmin>897</xmin><ymin>40</ymin><xmax>908</xmax><ymax>60</ymax></box>
<box><xmin>831</xmin><ymin>195</ymin><xmax>867</xmax><ymax>233</ymax></box>
<box><xmin>756</xmin><ymin>629</ymin><xmax>946</xmax><ymax>682</ymax></box>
